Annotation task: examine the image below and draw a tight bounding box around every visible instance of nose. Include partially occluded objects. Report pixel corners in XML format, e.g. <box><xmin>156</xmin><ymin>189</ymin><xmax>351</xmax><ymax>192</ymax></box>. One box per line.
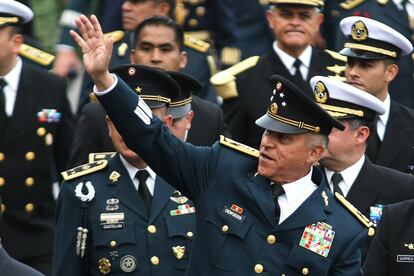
<box><xmin>345</xmin><ymin>64</ymin><xmax>358</xmax><ymax>79</ymax></box>
<box><xmin>150</xmin><ymin>48</ymin><xmax>162</xmax><ymax>64</ymax></box>
<box><xmin>122</xmin><ymin>1</ymin><xmax>131</xmax><ymax>11</ymax></box>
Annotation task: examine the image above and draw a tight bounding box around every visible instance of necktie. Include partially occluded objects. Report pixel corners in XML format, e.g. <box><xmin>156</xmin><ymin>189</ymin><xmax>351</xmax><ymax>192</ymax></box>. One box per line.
<box><xmin>136</xmin><ymin>170</ymin><xmax>152</xmax><ymax>212</ymax></box>
<box><xmin>0</xmin><ymin>78</ymin><xmax>8</xmax><ymax>133</ymax></box>
<box><xmin>331</xmin><ymin>172</ymin><xmax>344</xmax><ymax>196</ymax></box>
<box><xmin>293</xmin><ymin>59</ymin><xmax>303</xmax><ymax>81</ymax></box>
<box><xmin>366</xmin><ymin>129</ymin><xmax>381</xmax><ymax>162</ymax></box>
<box><xmin>272</xmin><ymin>184</ymin><xmax>285</xmax><ymax>224</ymax></box>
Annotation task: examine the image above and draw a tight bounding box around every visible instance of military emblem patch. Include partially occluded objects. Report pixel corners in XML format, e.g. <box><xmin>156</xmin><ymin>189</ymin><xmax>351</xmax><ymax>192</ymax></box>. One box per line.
<box><xmin>120</xmin><ymin>255</ymin><xmax>137</xmax><ymax>273</ymax></box>
<box><xmin>172</xmin><ymin>246</ymin><xmax>186</xmax><ymax>260</ymax></box>
<box><xmin>351</xmin><ymin>20</ymin><xmax>369</xmax><ymax>41</ymax></box>
<box><xmin>98</xmin><ymin>258</ymin><xmax>112</xmax><ymax>275</ymax></box>
<box><xmin>300</xmin><ymin>222</ymin><xmax>335</xmax><ymax>257</ymax></box>
<box><xmin>170</xmin><ymin>204</ymin><xmax>195</xmax><ymax>216</ymax></box>
<box><xmin>314</xmin><ymin>81</ymin><xmax>329</xmax><ymax>103</ymax></box>
<box><xmin>109</xmin><ymin>171</ymin><xmax>121</xmax><ymax>183</ymax></box>
<box><xmin>369</xmin><ymin>204</ymin><xmax>384</xmax><ymax>227</ymax></box>
<box><xmin>270</xmin><ymin>102</ymin><xmax>278</xmax><ymax>115</ymax></box>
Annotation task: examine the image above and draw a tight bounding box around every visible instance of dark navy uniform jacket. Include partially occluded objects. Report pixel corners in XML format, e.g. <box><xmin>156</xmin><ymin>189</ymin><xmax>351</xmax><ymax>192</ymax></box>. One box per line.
<box><xmin>53</xmin><ymin>154</ymin><xmax>195</xmax><ymax>275</ymax></box>
<box><xmin>95</xmin><ymin>77</ymin><xmax>368</xmax><ymax>275</ymax></box>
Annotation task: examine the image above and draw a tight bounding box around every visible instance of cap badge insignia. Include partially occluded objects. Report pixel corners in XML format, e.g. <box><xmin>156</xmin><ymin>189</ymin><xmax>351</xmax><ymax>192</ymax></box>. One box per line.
<box><xmin>109</xmin><ymin>171</ymin><xmax>121</xmax><ymax>182</ymax></box>
<box><xmin>314</xmin><ymin>81</ymin><xmax>329</xmax><ymax>103</ymax></box>
<box><xmin>173</xmin><ymin>246</ymin><xmax>186</xmax><ymax>259</ymax></box>
<box><xmin>351</xmin><ymin>20</ymin><xmax>368</xmax><ymax>41</ymax></box>
<box><xmin>128</xmin><ymin>67</ymin><xmax>136</xmax><ymax>75</ymax></box>
<box><xmin>270</xmin><ymin>103</ymin><xmax>278</xmax><ymax>115</ymax></box>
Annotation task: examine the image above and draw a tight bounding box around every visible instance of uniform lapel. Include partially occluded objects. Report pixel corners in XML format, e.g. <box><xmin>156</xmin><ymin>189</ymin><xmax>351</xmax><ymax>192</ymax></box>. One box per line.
<box><xmin>109</xmin><ymin>155</ymin><xmax>149</xmax><ymax>220</ymax></box>
<box><xmin>346</xmin><ymin>158</ymin><xmax>380</xmax><ymax>215</ymax></box>
<box><xmin>375</xmin><ymin>103</ymin><xmax>411</xmax><ymax>167</ymax></box>
<box><xmin>245</xmin><ymin>172</ymin><xmax>276</xmax><ymax>227</ymax></box>
<box><xmin>1</xmin><ymin>65</ymin><xmax>38</xmax><ymax>146</ymax></box>
<box><xmin>148</xmin><ymin>176</ymin><xmax>175</xmax><ymax>223</ymax></box>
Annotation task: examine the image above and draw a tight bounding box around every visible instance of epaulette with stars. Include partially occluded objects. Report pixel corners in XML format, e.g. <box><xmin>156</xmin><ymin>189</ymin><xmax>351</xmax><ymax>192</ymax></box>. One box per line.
<box><xmin>61</xmin><ymin>160</ymin><xmax>108</xmax><ymax>181</ymax></box>
<box><xmin>19</xmin><ymin>43</ymin><xmax>55</xmax><ymax>69</ymax></box>
<box><xmin>88</xmin><ymin>152</ymin><xmax>116</xmax><ymax>163</ymax></box>
<box><xmin>335</xmin><ymin>192</ymin><xmax>375</xmax><ymax>236</ymax></box>
<box><xmin>340</xmin><ymin>0</ymin><xmax>366</xmax><ymax>10</ymax></box>
<box><xmin>220</xmin><ymin>135</ymin><xmax>259</xmax><ymax>158</ymax></box>
<box><xmin>184</xmin><ymin>34</ymin><xmax>210</xmax><ymax>53</ymax></box>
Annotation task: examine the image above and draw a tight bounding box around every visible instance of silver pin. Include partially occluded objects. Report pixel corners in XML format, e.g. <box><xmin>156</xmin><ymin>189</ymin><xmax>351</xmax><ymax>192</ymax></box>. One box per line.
<box><xmin>76</xmin><ymin>227</ymin><xmax>83</xmax><ymax>256</ymax></box>
<box><xmin>80</xmin><ymin>228</ymin><xmax>88</xmax><ymax>258</ymax></box>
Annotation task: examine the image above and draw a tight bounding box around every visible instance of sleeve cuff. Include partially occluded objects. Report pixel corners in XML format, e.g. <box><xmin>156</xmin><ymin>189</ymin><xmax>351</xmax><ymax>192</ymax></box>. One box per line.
<box><xmin>93</xmin><ymin>74</ymin><xmax>118</xmax><ymax>96</ymax></box>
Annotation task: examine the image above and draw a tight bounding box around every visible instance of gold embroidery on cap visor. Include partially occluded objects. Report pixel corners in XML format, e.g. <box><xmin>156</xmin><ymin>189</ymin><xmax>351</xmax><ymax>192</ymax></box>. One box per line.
<box><xmin>344</xmin><ymin>43</ymin><xmax>398</xmax><ymax>58</ymax></box>
<box><xmin>351</xmin><ymin>20</ymin><xmax>369</xmax><ymax>41</ymax></box>
<box><xmin>266</xmin><ymin>110</ymin><xmax>321</xmax><ymax>133</ymax></box>
<box><xmin>318</xmin><ymin>103</ymin><xmax>364</xmax><ymax>118</ymax></box>
<box><xmin>314</xmin><ymin>81</ymin><xmax>329</xmax><ymax>104</ymax></box>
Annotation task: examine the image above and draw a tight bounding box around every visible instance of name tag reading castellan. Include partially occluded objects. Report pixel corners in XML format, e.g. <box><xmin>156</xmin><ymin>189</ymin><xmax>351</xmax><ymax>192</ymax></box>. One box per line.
<box><xmin>100</xmin><ymin>212</ymin><xmax>125</xmax><ymax>230</ymax></box>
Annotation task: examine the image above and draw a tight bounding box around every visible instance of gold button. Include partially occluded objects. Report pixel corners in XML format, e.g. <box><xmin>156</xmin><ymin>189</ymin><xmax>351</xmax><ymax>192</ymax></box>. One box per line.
<box><xmin>186</xmin><ymin>231</ymin><xmax>193</xmax><ymax>238</ymax></box>
<box><xmin>302</xmin><ymin>267</ymin><xmax>309</xmax><ymax>275</ymax></box>
<box><xmin>151</xmin><ymin>256</ymin><xmax>159</xmax><ymax>265</ymax></box>
<box><xmin>25</xmin><ymin>203</ymin><xmax>34</xmax><ymax>213</ymax></box>
<box><xmin>188</xmin><ymin>18</ymin><xmax>198</xmax><ymax>27</ymax></box>
<box><xmin>25</xmin><ymin>151</ymin><xmax>35</xmax><ymax>161</ymax></box>
<box><xmin>196</xmin><ymin>6</ymin><xmax>205</xmax><ymax>16</ymax></box>
<box><xmin>222</xmin><ymin>225</ymin><xmax>229</xmax><ymax>232</ymax></box>
<box><xmin>25</xmin><ymin>177</ymin><xmax>34</xmax><ymax>187</ymax></box>
<box><xmin>0</xmin><ymin>152</ymin><xmax>4</xmax><ymax>161</ymax></box>
<box><xmin>1</xmin><ymin>204</ymin><xmax>5</xmax><ymax>213</ymax></box>
<box><xmin>267</xmin><ymin>234</ymin><xmax>276</xmax><ymax>244</ymax></box>
<box><xmin>147</xmin><ymin>225</ymin><xmax>157</xmax><ymax>234</ymax></box>
<box><xmin>0</xmin><ymin>177</ymin><xmax>4</xmax><ymax>187</ymax></box>
<box><xmin>368</xmin><ymin>227</ymin><xmax>375</xmax><ymax>236</ymax></box>
<box><xmin>37</xmin><ymin>127</ymin><xmax>46</xmax><ymax>136</ymax></box>
<box><xmin>331</xmin><ymin>9</ymin><xmax>340</xmax><ymax>17</ymax></box>
<box><xmin>254</xmin><ymin>264</ymin><xmax>264</xmax><ymax>273</ymax></box>
<box><xmin>110</xmin><ymin>240</ymin><xmax>117</xmax><ymax>248</ymax></box>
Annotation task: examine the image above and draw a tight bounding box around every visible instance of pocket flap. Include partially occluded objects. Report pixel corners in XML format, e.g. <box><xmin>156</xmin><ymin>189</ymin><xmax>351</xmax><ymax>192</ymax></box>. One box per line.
<box><xmin>92</xmin><ymin>221</ymin><xmax>136</xmax><ymax>247</ymax></box>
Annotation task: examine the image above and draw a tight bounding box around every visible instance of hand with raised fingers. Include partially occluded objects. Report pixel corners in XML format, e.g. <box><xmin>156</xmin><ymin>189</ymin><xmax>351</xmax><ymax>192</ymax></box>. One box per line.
<box><xmin>70</xmin><ymin>14</ymin><xmax>114</xmax><ymax>90</ymax></box>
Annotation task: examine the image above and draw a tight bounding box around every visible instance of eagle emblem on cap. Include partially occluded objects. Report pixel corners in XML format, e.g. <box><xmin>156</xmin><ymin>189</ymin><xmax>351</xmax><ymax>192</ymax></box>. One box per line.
<box><xmin>270</xmin><ymin>102</ymin><xmax>278</xmax><ymax>115</ymax></box>
<box><xmin>314</xmin><ymin>81</ymin><xmax>329</xmax><ymax>103</ymax></box>
<box><xmin>351</xmin><ymin>20</ymin><xmax>368</xmax><ymax>41</ymax></box>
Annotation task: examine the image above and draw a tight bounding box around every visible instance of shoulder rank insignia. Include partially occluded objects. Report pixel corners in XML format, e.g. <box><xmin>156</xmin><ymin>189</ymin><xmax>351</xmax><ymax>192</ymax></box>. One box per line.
<box><xmin>61</xmin><ymin>160</ymin><xmax>108</xmax><ymax>181</ymax></box>
<box><xmin>88</xmin><ymin>152</ymin><xmax>116</xmax><ymax>163</ymax></box>
<box><xmin>220</xmin><ymin>135</ymin><xmax>259</xmax><ymax>158</ymax></box>
<box><xmin>335</xmin><ymin>192</ymin><xmax>375</xmax><ymax>236</ymax></box>
<box><xmin>210</xmin><ymin>56</ymin><xmax>260</xmax><ymax>99</ymax></box>
<box><xmin>184</xmin><ymin>34</ymin><xmax>210</xmax><ymax>53</ymax></box>
<box><xmin>340</xmin><ymin>0</ymin><xmax>366</xmax><ymax>10</ymax></box>
<box><xmin>325</xmin><ymin>49</ymin><xmax>347</xmax><ymax>63</ymax></box>
<box><xmin>104</xmin><ymin>30</ymin><xmax>125</xmax><ymax>44</ymax></box>
<box><xmin>377</xmin><ymin>0</ymin><xmax>389</xmax><ymax>5</ymax></box>
<box><xmin>19</xmin><ymin>43</ymin><xmax>55</xmax><ymax>67</ymax></box>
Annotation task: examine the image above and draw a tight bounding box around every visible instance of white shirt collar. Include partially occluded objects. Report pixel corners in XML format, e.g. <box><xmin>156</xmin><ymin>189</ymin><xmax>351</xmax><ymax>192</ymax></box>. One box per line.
<box><xmin>119</xmin><ymin>155</ymin><xmax>156</xmax><ymax>195</ymax></box>
<box><xmin>324</xmin><ymin>155</ymin><xmax>365</xmax><ymax>197</ymax></box>
<box><xmin>273</xmin><ymin>41</ymin><xmax>312</xmax><ymax>76</ymax></box>
<box><xmin>1</xmin><ymin>57</ymin><xmax>22</xmax><ymax>116</ymax></box>
<box><xmin>377</xmin><ymin>93</ymin><xmax>391</xmax><ymax>140</ymax></box>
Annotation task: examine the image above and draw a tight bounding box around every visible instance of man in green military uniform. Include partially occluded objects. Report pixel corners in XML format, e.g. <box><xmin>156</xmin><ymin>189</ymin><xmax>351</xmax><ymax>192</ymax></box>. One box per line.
<box><xmin>54</xmin><ymin>65</ymin><xmax>196</xmax><ymax>275</ymax></box>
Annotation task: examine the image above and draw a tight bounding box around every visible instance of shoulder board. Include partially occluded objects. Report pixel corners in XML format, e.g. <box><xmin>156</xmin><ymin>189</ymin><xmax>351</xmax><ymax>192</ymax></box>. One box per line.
<box><xmin>377</xmin><ymin>0</ymin><xmax>389</xmax><ymax>5</ymax></box>
<box><xmin>324</xmin><ymin>49</ymin><xmax>347</xmax><ymax>63</ymax></box>
<box><xmin>19</xmin><ymin>43</ymin><xmax>55</xmax><ymax>67</ymax></box>
<box><xmin>88</xmin><ymin>152</ymin><xmax>116</xmax><ymax>163</ymax></box>
<box><xmin>104</xmin><ymin>30</ymin><xmax>125</xmax><ymax>44</ymax></box>
<box><xmin>335</xmin><ymin>192</ymin><xmax>375</xmax><ymax>236</ymax></box>
<box><xmin>220</xmin><ymin>135</ymin><xmax>259</xmax><ymax>158</ymax></box>
<box><xmin>61</xmin><ymin>160</ymin><xmax>108</xmax><ymax>181</ymax></box>
<box><xmin>340</xmin><ymin>0</ymin><xmax>365</xmax><ymax>10</ymax></box>
<box><xmin>184</xmin><ymin>34</ymin><xmax>210</xmax><ymax>53</ymax></box>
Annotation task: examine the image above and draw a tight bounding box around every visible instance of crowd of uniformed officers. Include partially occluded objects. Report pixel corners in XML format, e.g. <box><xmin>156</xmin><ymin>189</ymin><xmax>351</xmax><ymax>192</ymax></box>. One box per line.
<box><xmin>1</xmin><ymin>0</ymin><xmax>414</xmax><ymax>275</ymax></box>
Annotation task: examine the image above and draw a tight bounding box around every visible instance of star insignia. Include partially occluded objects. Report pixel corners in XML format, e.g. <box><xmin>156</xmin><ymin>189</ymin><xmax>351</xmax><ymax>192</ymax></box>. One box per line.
<box><xmin>135</xmin><ymin>86</ymin><xmax>142</xmax><ymax>93</ymax></box>
<box><xmin>282</xmin><ymin>101</ymin><xmax>287</xmax><ymax>107</ymax></box>
<box><xmin>280</xmin><ymin>92</ymin><xmax>285</xmax><ymax>98</ymax></box>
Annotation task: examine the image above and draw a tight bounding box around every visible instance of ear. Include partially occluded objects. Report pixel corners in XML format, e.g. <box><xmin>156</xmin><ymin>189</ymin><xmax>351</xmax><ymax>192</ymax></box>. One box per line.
<box><xmin>266</xmin><ymin>10</ymin><xmax>275</xmax><ymax>29</ymax></box>
<box><xmin>385</xmin><ymin>63</ymin><xmax>399</xmax><ymax>82</ymax></box>
<box><xmin>163</xmin><ymin>114</ymin><xmax>173</xmax><ymax>128</ymax></box>
<box><xmin>307</xmin><ymin>144</ymin><xmax>325</xmax><ymax>164</ymax></box>
<box><xmin>185</xmin><ymin>110</ymin><xmax>194</xmax><ymax>129</ymax></box>
<box><xmin>179</xmin><ymin>50</ymin><xmax>187</xmax><ymax>69</ymax></box>
<box><xmin>12</xmin><ymin>33</ymin><xmax>24</xmax><ymax>54</ymax></box>
<box><xmin>315</xmin><ymin>12</ymin><xmax>324</xmax><ymax>30</ymax></box>
<box><xmin>157</xmin><ymin>2</ymin><xmax>171</xmax><ymax>16</ymax></box>
<box><xmin>355</xmin><ymin>125</ymin><xmax>370</xmax><ymax>145</ymax></box>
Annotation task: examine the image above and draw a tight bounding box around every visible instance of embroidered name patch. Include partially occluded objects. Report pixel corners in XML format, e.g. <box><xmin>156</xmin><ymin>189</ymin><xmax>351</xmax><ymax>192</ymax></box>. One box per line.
<box><xmin>397</xmin><ymin>255</ymin><xmax>414</xmax><ymax>263</ymax></box>
<box><xmin>223</xmin><ymin>206</ymin><xmax>245</xmax><ymax>222</ymax></box>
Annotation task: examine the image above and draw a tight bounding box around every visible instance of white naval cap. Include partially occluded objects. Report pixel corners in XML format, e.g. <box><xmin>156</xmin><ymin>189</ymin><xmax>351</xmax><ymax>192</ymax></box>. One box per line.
<box><xmin>0</xmin><ymin>0</ymin><xmax>33</xmax><ymax>27</ymax></box>
<box><xmin>339</xmin><ymin>16</ymin><xmax>413</xmax><ymax>59</ymax></box>
<box><xmin>310</xmin><ymin>76</ymin><xmax>385</xmax><ymax>122</ymax></box>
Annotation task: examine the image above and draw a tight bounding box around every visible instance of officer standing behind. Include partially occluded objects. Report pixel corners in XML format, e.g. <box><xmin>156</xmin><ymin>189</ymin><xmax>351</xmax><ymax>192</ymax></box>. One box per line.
<box><xmin>363</xmin><ymin>198</ymin><xmax>414</xmax><ymax>276</ymax></box>
<box><xmin>212</xmin><ymin>0</ymin><xmax>346</xmax><ymax>149</ymax></box>
<box><xmin>72</xmin><ymin>14</ymin><xmax>371</xmax><ymax>275</ymax></box>
<box><xmin>0</xmin><ymin>1</ymin><xmax>74</xmax><ymax>274</ymax></box>
<box><xmin>54</xmin><ymin>65</ymin><xmax>196</xmax><ymax>276</ymax></box>
<box><xmin>339</xmin><ymin>16</ymin><xmax>414</xmax><ymax>174</ymax></box>
<box><xmin>311</xmin><ymin>76</ymin><xmax>414</xmax><ymax>262</ymax></box>
<box><xmin>68</xmin><ymin>16</ymin><xmax>227</xmax><ymax>167</ymax></box>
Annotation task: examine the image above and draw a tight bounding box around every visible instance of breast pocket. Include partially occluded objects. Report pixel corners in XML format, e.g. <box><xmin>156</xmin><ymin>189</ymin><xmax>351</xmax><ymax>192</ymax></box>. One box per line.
<box><xmin>91</xmin><ymin>221</ymin><xmax>137</xmax><ymax>249</ymax></box>
<box><xmin>204</xmin><ymin>203</ymin><xmax>252</xmax><ymax>271</ymax></box>
<box><xmin>165</xmin><ymin>214</ymin><xmax>195</xmax><ymax>270</ymax></box>
<box><xmin>286</xmin><ymin>244</ymin><xmax>332</xmax><ymax>276</ymax></box>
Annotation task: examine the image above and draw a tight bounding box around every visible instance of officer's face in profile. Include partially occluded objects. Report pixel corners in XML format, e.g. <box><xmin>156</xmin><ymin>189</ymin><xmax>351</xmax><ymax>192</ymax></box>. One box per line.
<box><xmin>169</xmin><ymin>111</ymin><xmax>193</xmax><ymax>141</ymax></box>
<box><xmin>122</xmin><ymin>0</ymin><xmax>169</xmax><ymax>32</ymax></box>
<box><xmin>131</xmin><ymin>25</ymin><xmax>187</xmax><ymax>71</ymax></box>
<box><xmin>320</xmin><ymin>121</ymin><xmax>370</xmax><ymax>171</ymax></box>
<box><xmin>258</xmin><ymin>130</ymin><xmax>324</xmax><ymax>183</ymax></box>
<box><xmin>0</xmin><ymin>26</ymin><xmax>23</xmax><ymax>73</ymax></box>
<box><xmin>345</xmin><ymin>57</ymin><xmax>398</xmax><ymax>101</ymax></box>
<box><xmin>266</xmin><ymin>5</ymin><xmax>323</xmax><ymax>56</ymax></box>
